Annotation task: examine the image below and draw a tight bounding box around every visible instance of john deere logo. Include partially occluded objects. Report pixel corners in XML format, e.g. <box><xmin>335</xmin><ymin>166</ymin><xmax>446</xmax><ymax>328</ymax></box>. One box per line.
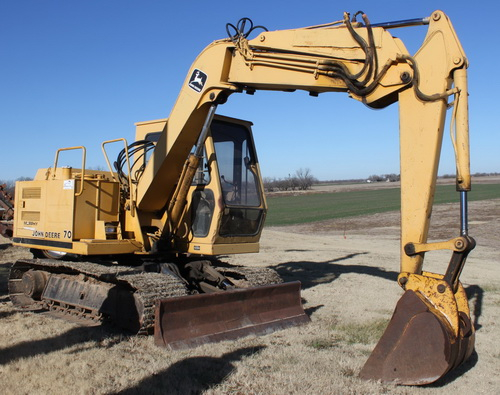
<box><xmin>188</xmin><ymin>69</ymin><xmax>207</xmax><ymax>93</ymax></box>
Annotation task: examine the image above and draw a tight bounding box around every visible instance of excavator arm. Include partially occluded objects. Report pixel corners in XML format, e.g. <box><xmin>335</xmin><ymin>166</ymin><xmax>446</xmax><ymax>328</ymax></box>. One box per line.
<box><xmin>359</xmin><ymin>14</ymin><xmax>475</xmax><ymax>384</ymax></box>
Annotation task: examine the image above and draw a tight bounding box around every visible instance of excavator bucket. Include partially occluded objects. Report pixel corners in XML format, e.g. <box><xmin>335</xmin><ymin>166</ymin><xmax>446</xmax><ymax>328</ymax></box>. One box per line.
<box><xmin>359</xmin><ymin>289</ymin><xmax>475</xmax><ymax>385</ymax></box>
<box><xmin>154</xmin><ymin>281</ymin><xmax>309</xmax><ymax>349</ymax></box>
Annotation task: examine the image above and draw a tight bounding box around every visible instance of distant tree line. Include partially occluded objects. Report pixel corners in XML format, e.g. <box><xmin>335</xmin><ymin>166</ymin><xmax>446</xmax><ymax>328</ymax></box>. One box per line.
<box><xmin>441</xmin><ymin>172</ymin><xmax>500</xmax><ymax>179</ymax></box>
<box><xmin>367</xmin><ymin>172</ymin><xmax>499</xmax><ymax>182</ymax></box>
<box><xmin>263</xmin><ymin>168</ymin><xmax>317</xmax><ymax>192</ymax></box>
<box><xmin>367</xmin><ymin>173</ymin><xmax>400</xmax><ymax>182</ymax></box>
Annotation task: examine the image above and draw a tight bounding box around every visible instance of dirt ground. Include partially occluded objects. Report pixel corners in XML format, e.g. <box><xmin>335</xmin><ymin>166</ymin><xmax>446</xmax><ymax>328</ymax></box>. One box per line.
<box><xmin>0</xmin><ymin>192</ymin><xmax>499</xmax><ymax>394</ymax></box>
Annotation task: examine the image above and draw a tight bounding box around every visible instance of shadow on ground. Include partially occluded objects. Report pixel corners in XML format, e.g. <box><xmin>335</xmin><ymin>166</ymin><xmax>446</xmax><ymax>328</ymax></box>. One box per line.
<box><xmin>116</xmin><ymin>346</ymin><xmax>266</xmax><ymax>395</ymax></box>
<box><xmin>429</xmin><ymin>350</ymin><xmax>479</xmax><ymax>387</ymax></box>
<box><xmin>270</xmin><ymin>252</ymin><xmax>398</xmax><ymax>290</ymax></box>
<box><xmin>465</xmin><ymin>284</ymin><xmax>484</xmax><ymax>330</ymax></box>
<box><xmin>0</xmin><ymin>325</ymin><xmax>119</xmax><ymax>365</ymax></box>
<box><xmin>0</xmin><ymin>309</ymin><xmax>18</xmax><ymax>319</ymax></box>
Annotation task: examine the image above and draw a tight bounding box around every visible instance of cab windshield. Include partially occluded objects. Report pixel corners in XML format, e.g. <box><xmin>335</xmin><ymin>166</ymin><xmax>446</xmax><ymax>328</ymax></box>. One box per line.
<box><xmin>212</xmin><ymin>120</ymin><xmax>261</xmax><ymax>207</ymax></box>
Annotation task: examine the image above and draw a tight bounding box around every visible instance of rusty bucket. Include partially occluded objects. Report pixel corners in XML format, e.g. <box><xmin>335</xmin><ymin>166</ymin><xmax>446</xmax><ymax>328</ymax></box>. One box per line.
<box><xmin>359</xmin><ymin>288</ymin><xmax>475</xmax><ymax>385</ymax></box>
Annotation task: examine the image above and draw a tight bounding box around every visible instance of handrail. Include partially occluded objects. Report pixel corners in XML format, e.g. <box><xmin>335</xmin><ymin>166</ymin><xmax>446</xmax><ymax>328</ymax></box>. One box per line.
<box><xmin>52</xmin><ymin>146</ymin><xmax>86</xmax><ymax>197</ymax></box>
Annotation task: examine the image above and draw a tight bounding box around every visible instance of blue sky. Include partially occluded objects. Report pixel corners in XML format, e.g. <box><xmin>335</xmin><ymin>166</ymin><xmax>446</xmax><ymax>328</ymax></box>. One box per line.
<box><xmin>1</xmin><ymin>1</ymin><xmax>498</xmax><ymax>182</ymax></box>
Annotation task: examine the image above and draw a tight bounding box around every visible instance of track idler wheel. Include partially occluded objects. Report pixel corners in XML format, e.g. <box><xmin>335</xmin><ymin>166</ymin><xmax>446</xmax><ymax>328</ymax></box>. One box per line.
<box><xmin>360</xmin><ymin>274</ymin><xmax>474</xmax><ymax>385</ymax></box>
<box><xmin>21</xmin><ymin>270</ymin><xmax>49</xmax><ymax>300</ymax></box>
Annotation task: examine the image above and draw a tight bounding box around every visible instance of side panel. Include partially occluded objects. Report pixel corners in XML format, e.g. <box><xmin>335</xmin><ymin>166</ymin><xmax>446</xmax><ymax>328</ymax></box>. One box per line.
<box><xmin>74</xmin><ymin>179</ymin><xmax>120</xmax><ymax>240</ymax></box>
<box><xmin>14</xmin><ymin>179</ymin><xmax>75</xmax><ymax>250</ymax></box>
<box><xmin>13</xmin><ymin>177</ymin><xmax>121</xmax><ymax>253</ymax></box>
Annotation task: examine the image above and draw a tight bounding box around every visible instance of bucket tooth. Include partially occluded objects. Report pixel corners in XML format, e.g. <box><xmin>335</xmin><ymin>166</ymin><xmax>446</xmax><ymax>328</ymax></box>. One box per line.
<box><xmin>154</xmin><ymin>281</ymin><xmax>309</xmax><ymax>349</ymax></box>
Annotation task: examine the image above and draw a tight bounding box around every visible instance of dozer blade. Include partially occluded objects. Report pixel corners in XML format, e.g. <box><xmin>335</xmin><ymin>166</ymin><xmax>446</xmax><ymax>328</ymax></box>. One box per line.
<box><xmin>154</xmin><ymin>281</ymin><xmax>310</xmax><ymax>349</ymax></box>
<box><xmin>359</xmin><ymin>289</ymin><xmax>475</xmax><ymax>385</ymax></box>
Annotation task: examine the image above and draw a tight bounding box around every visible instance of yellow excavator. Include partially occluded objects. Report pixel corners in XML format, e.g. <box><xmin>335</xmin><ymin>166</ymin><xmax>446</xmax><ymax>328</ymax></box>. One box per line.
<box><xmin>9</xmin><ymin>10</ymin><xmax>474</xmax><ymax>385</ymax></box>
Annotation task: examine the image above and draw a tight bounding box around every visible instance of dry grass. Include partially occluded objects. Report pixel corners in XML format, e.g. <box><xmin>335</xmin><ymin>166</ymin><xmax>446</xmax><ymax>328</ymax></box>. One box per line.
<box><xmin>334</xmin><ymin>318</ymin><xmax>390</xmax><ymax>345</ymax></box>
<box><xmin>1</xmin><ymin>198</ymin><xmax>500</xmax><ymax>394</ymax></box>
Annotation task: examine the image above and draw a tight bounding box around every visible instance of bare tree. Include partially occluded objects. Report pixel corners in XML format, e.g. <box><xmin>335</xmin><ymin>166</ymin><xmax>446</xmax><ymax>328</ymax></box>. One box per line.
<box><xmin>263</xmin><ymin>169</ymin><xmax>317</xmax><ymax>192</ymax></box>
<box><xmin>295</xmin><ymin>168</ymin><xmax>316</xmax><ymax>190</ymax></box>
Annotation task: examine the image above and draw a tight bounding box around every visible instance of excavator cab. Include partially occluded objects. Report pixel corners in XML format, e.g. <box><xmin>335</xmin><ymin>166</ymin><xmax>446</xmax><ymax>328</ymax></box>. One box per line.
<box><xmin>134</xmin><ymin>115</ymin><xmax>267</xmax><ymax>256</ymax></box>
